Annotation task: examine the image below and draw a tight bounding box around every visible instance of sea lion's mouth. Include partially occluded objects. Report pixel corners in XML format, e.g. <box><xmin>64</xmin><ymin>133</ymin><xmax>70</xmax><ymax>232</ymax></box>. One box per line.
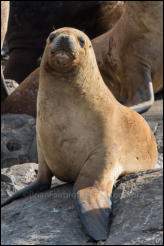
<box><xmin>51</xmin><ymin>49</ymin><xmax>76</xmax><ymax>60</ymax></box>
<box><xmin>50</xmin><ymin>49</ymin><xmax>77</xmax><ymax>68</ymax></box>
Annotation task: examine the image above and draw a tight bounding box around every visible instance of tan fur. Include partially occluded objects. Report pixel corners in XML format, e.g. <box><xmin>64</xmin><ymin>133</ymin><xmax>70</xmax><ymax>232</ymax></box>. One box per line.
<box><xmin>37</xmin><ymin>27</ymin><xmax>157</xmax><ymax>193</ymax></box>
<box><xmin>2</xmin><ymin>27</ymin><xmax>158</xmax><ymax>240</ymax></box>
<box><xmin>36</xmin><ymin>28</ymin><xmax>157</xmax><ymax>239</ymax></box>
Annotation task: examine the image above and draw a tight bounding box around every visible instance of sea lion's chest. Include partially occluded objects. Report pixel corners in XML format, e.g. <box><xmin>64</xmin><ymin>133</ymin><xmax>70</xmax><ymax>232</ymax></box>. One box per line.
<box><xmin>37</xmin><ymin>88</ymin><xmax>103</xmax><ymax>180</ymax></box>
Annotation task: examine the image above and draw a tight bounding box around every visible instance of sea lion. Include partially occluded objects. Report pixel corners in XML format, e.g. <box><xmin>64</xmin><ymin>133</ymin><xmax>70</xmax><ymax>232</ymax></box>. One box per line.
<box><xmin>92</xmin><ymin>1</ymin><xmax>163</xmax><ymax>113</ymax></box>
<box><xmin>1</xmin><ymin>27</ymin><xmax>157</xmax><ymax>241</ymax></box>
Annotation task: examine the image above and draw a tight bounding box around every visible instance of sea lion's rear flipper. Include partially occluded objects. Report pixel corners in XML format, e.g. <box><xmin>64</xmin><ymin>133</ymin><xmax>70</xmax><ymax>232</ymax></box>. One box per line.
<box><xmin>73</xmin><ymin>186</ymin><xmax>112</xmax><ymax>241</ymax></box>
<box><xmin>1</xmin><ymin>180</ymin><xmax>51</xmax><ymax>207</ymax></box>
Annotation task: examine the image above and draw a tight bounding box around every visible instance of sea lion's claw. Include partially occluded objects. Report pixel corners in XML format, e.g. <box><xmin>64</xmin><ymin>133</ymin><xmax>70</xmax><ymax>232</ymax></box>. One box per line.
<box><xmin>74</xmin><ymin>187</ymin><xmax>112</xmax><ymax>241</ymax></box>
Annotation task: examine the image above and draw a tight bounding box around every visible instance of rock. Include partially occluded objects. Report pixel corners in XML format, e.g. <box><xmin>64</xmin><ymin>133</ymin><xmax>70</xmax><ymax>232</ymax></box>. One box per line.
<box><xmin>3</xmin><ymin>79</ymin><xmax>19</xmax><ymax>95</ymax></box>
<box><xmin>1</xmin><ymin>114</ymin><xmax>37</xmax><ymax>168</ymax></box>
<box><xmin>1</xmin><ymin>78</ymin><xmax>19</xmax><ymax>103</ymax></box>
<box><xmin>1</xmin><ymin>163</ymin><xmax>37</xmax><ymax>203</ymax></box>
<box><xmin>1</xmin><ymin>163</ymin><xmax>163</xmax><ymax>245</ymax></box>
<box><xmin>104</xmin><ymin>169</ymin><xmax>163</xmax><ymax>245</ymax></box>
<box><xmin>142</xmin><ymin>98</ymin><xmax>163</xmax><ymax>168</ymax></box>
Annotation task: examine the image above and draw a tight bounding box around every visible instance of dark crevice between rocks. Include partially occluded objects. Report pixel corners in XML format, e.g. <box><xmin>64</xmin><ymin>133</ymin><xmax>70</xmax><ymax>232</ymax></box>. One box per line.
<box><xmin>6</xmin><ymin>140</ymin><xmax>22</xmax><ymax>152</ymax></box>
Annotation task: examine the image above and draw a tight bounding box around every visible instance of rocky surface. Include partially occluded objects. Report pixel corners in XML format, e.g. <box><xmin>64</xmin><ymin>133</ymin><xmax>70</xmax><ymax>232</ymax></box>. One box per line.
<box><xmin>1</xmin><ymin>163</ymin><xmax>38</xmax><ymax>202</ymax></box>
<box><xmin>1</xmin><ymin>164</ymin><xmax>163</xmax><ymax>245</ymax></box>
<box><xmin>142</xmin><ymin>98</ymin><xmax>163</xmax><ymax>169</ymax></box>
<box><xmin>1</xmin><ymin>114</ymin><xmax>37</xmax><ymax>168</ymax></box>
<box><xmin>103</xmin><ymin>169</ymin><xmax>163</xmax><ymax>245</ymax></box>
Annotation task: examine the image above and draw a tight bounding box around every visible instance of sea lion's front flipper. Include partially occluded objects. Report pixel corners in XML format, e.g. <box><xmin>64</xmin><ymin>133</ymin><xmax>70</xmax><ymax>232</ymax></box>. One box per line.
<box><xmin>72</xmin><ymin>148</ymin><xmax>122</xmax><ymax>241</ymax></box>
<box><xmin>73</xmin><ymin>186</ymin><xmax>112</xmax><ymax>241</ymax></box>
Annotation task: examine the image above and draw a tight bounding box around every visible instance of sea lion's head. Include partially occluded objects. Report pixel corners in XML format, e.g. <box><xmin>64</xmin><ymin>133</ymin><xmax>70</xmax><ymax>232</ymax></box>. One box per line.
<box><xmin>42</xmin><ymin>27</ymin><xmax>94</xmax><ymax>74</ymax></box>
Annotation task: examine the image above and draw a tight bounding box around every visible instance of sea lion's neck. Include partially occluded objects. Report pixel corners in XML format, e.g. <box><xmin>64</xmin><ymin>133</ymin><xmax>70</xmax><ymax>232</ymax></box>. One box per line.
<box><xmin>40</xmin><ymin>57</ymin><xmax>117</xmax><ymax>106</ymax></box>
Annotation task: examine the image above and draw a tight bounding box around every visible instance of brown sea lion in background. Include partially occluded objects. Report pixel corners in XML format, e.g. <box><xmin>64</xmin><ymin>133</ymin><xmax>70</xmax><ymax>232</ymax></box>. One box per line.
<box><xmin>92</xmin><ymin>1</ymin><xmax>163</xmax><ymax>113</ymax></box>
<box><xmin>4</xmin><ymin>1</ymin><xmax>123</xmax><ymax>83</ymax></box>
<box><xmin>1</xmin><ymin>67</ymin><xmax>39</xmax><ymax>117</ymax></box>
<box><xmin>1</xmin><ymin>28</ymin><xmax>157</xmax><ymax>241</ymax></box>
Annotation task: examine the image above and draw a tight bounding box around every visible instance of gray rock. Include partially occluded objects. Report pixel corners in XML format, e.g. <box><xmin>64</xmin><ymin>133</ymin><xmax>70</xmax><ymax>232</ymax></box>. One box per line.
<box><xmin>1</xmin><ymin>163</ymin><xmax>163</xmax><ymax>245</ymax></box>
<box><xmin>104</xmin><ymin>169</ymin><xmax>163</xmax><ymax>245</ymax></box>
<box><xmin>1</xmin><ymin>163</ymin><xmax>38</xmax><ymax>202</ymax></box>
<box><xmin>142</xmin><ymin>99</ymin><xmax>163</xmax><ymax>168</ymax></box>
<box><xmin>4</xmin><ymin>79</ymin><xmax>19</xmax><ymax>96</ymax></box>
<box><xmin>1</xmin><ymin>114</ymin><xmax>38</xmax><ymax>168</ymax></box>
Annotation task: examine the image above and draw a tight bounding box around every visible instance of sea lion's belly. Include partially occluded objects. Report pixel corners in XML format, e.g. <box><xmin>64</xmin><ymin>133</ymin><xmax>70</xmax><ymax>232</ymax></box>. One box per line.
<box><xmin>37</xmin><ymin>94</ymin><xmax>103</xmax><ymax>181</ymax></box>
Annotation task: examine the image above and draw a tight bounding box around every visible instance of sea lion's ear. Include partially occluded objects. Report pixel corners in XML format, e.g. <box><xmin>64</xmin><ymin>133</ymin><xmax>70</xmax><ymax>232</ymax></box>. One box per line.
<box><xmin>73</xmin><ymin>186</ymin><xmax>112</xmax><ymax>241</ymax></box>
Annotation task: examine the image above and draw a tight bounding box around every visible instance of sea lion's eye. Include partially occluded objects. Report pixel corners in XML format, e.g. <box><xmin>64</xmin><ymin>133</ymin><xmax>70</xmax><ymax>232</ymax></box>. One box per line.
<box><xmin>49</xmin><ymin>33</ymin><xmax>56</xmax><ymax>43</ymax></box>
<box><xmin>78</xmin><ymin>37</ymin><xmax>85</xmax><ymax>47</ymax></box>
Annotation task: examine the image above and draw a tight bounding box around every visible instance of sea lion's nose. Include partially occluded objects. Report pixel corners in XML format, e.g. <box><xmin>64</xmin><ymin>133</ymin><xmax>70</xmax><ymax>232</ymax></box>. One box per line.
<box><xmin>58</xmin><ymin>34</ymin><xmax>70</xmax><ymax>46</ymax></box>
<box><xmin>51</xmin><ymin>34</ymin><xmax>77</xmax><ymax>53</ymax></box>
